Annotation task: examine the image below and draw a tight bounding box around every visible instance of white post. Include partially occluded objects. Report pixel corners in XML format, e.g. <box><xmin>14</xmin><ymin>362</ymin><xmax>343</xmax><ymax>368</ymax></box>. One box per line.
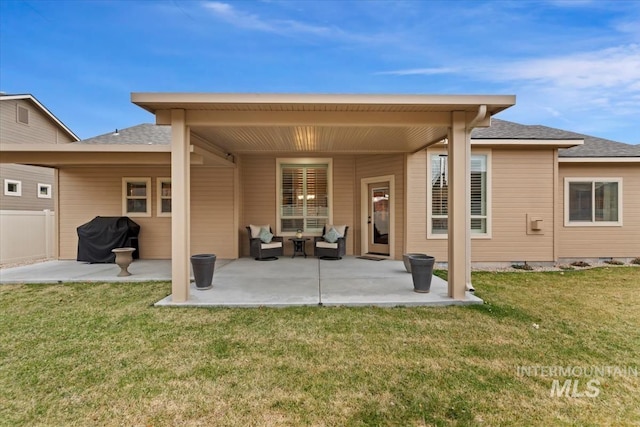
<box><xmin>171</xmin><ymin>109</ymin><xmax>191</xmax><ymax>302</ymax></box>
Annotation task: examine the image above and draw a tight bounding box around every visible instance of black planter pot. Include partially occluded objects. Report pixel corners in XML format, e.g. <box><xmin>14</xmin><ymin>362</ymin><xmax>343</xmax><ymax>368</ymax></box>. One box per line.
<box><xmin>191</xmin><ymin>254</ymin><xmax>216</xmax><ymax>290</ymax></box>
<box><xmin>409</xmin><ymin>254</ymin><xmax>435</xmax><ymax>293</ymax></box>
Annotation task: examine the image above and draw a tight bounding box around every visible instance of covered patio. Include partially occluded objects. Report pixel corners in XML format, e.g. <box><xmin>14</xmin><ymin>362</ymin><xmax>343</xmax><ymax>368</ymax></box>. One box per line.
<box><xmin>130</xmin><ymin>93</ymin><xmax>515</xmax><ymax>304</ymax></box>
<box><xmin>0</xmin><ymin>258</ymin><xmax>481</xmax><ymax>307</ymax></box>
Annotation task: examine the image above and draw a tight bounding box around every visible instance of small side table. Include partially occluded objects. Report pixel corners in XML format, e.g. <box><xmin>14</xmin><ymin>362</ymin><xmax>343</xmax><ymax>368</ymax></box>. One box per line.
<box><xmin>289</xmin><ymin>238</ymin><xmax>310</xmax><ymax>258</ymax></box>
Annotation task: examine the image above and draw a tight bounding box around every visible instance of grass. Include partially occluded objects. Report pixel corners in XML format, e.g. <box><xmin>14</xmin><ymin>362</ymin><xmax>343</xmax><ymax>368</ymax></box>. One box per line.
<box><xmin>1</xmin><ymin>268</ymin><xmax>639</xmax><ymax>426</ymax></box>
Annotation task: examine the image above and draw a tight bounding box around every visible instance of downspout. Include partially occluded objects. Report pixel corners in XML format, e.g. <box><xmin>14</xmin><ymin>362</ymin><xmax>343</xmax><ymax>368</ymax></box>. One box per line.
<box><xmin>465</xmin><ymin>104</ymin><xmax>487</xmax><ymax>292</ymax></box>
<box><xmin>468</xmin><ymin>104</ymin><xmax>487</xmax><ymax>128</ymax></box>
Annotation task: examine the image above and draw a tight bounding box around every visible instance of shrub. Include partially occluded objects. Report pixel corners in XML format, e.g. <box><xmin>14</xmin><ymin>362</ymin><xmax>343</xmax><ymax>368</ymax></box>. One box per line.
<box><xmin>512</xmin><ymin>262</ymin><xmax>534</xmax><ymax>271</ymax></box>
<box><xmin>571</xmin><ymin>261</ymin><xmax>590</xmax><ymax>268</ymax></box>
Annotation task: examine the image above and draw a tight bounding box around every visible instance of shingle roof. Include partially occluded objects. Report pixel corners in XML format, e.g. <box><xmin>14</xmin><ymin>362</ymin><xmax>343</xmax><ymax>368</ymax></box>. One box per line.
<box><xmin>473</xmin><ymin>119</ymin><xmax>639</xmax><ymax>157</ymax></box>
<box><xmin>76</xmin><ymin>120</ymin><xmax>638</xmax><ymax>158</ymax></box>
<box><xmin>75</xmin><ymin>123</ymin><xmax>170</xmax><ymax>145</ymax></box>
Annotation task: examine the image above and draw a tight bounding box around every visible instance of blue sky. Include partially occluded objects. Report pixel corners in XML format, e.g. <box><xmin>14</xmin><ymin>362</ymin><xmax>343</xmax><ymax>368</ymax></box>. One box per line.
<box><xmin>1</xmin><ymin>0</ymin><xmax>638</xmax><ymax>143</ymax></box>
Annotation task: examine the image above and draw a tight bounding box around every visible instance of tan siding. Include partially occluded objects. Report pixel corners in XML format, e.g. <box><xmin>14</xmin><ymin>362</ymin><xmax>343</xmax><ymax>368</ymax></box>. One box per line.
<box><xmin>240</xmin><ymin>155</ymin><xmax>277</xmax><ymax>256</ymax></box>
<box><xmin>0</xmin><ymin>164</ymin><xmax>55</xmax><ymax>210</ymax></box>
<box><xmin>355</xmin><ymin>154</ymin><xmax>405</xmax><ymax>259</ymax></box>
<box><xmin>58</xmin><ymin>166</ymin><xmax>236</xmax><ymax>260</ymax></box>
<box><xmin>191</xmin><ymin>166</ymin><xmax>236</xmax><ymax>258</ymax></box>
<box><xmin>557</xmin><ymin>163</ymin><xmax>640</xmax><ymax>258</ymax></box>
<box><xmin>0</xmin><ymin>99</ymin><xmax>71</xmax><ymax>144</ymax></box>
<box><xmin>406</xmin><ymin>148</ymin><xmax>555</xmax><ymax>262</ymax></box>
<box><xmin>481</xmin><ymin>149</ymin><xmax>554</xmax><ymax>262</ymax></box>
<box><xmin>240</xmin><ymin>154</ymin><xmax>357</xmax><ymax>257</ymax></box>
<box><xmin>331</xmin><ymin>156</ymin><xmax>356</xmax><ymax>255</ymax></box>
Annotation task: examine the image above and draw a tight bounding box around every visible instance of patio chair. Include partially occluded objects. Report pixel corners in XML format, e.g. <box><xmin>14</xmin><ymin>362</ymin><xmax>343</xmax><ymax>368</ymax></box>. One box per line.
<box><xmin>314</xmin><ymin>225</ymin><xmax>348</xmax><ymax>260</ymax></box>
<box><xmin>246</xmin><ymin>225</ymin><xmax>283</xmax><ymax>260</ymax></box>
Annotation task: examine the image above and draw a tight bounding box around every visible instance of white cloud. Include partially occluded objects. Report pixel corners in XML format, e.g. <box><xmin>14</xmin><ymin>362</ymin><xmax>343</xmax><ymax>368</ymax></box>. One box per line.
<box><xmin>496</xmin><ymin>44</ymin><xmax>640</xmax><ymax>90</ymax></box>
<box><xmin>201</xmin><ymin>1</ymin><xmax>334</xmax><ymax>36</ymax></box>
<box><xmin>202</xmin><ymin>2</ymin><xmax>275</xmax><ymax>32</ymax></box>
<box><xmin>375</xmin><ymin>67</ymin><xmax>458</xmax><ymax>76</ymax></box>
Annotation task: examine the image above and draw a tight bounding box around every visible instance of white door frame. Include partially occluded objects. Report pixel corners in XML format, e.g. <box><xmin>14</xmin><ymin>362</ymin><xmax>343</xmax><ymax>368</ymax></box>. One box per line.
<box><xmin>360</xmin><ymin>175</ymin><xmax>395</xmax><ymax>259</ymax></box>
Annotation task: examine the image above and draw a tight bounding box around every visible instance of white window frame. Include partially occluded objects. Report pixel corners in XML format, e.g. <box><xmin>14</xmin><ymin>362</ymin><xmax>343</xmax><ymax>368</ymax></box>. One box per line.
<box><xmin>276</xmin><ymin>158</ymin><xmax>333</xmax><ymax>236</ymax></box>
<box><xmin>157</xmin><ymin>177</ymin><xmax>171</xmax><ymax>217</ymax></box>
<box><xmin>4</xmin><ymin>179</ymin><xmax>22</xmax><ymax>196</ymax></box>
<box><xmin>426</xmin><ymin>149</ymin><xmax>492</xmax><ymax>239</ymax></box>
<box><xmin>122</xmin><ymin>177</ymin><xmax>151</xmax><ymax>217</ymax></box>
<box><xmin>564</xmin><ymin>177</ymin><xmax>623</xmax><ymax>227</ymax></box>
<box><xmin>37</xmin><ymin>183</ymin><xmax>52</xmax><ymax>199</ymax></box>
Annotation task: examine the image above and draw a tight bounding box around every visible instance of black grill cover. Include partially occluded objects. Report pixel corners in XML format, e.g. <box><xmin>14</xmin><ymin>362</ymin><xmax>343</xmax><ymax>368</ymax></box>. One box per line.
<box><xmin>77</xmin><ymin>216</ymin><xmax>140</xmax><ymax>263</ymax></box>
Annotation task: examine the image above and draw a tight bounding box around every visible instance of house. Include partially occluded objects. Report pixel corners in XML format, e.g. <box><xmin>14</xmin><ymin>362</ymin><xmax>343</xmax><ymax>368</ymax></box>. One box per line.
<box><xmin>1</xmin><ymin>93</ymin><xmax>638</xmax><ymax>303</ymax></box>
<box><xmin>0</xmin><ymin>94</ymin><xmax>79</xmax><ymax>264</ymax></box>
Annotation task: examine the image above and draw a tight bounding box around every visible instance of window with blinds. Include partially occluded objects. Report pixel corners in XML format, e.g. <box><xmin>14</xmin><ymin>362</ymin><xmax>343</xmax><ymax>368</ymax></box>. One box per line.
<box><xmin>280</xmin><ymin>163</ymin><xmax>329</xmax><ymax>233</ymax></box>
<box><xmin>430</xmin><ymin>153</ymin><xmax>488</xmax><ymax>236</ymax></box>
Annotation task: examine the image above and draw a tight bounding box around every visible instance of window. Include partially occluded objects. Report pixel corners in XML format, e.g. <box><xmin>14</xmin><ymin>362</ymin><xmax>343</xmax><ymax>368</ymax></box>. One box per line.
<box><xmin>277</xmin><ymin>159</ymin><xmax>332</xmax><ymax>234</ymax></box>
<box><xmin>37</xmin><ymin>183</ymin><xmax>52</xmax><ymax>198</ymax></box>
<box><xmin>565</xmin><ymin>178</ymin><xmax>622</xmax><ymax>226</ymax></box>
<box><xmin>122</xmin><ymin>177</ymin><xmax>151</xmax><ymax>217</ymax></box>
<box><xmin>157</xmin><ymin>178</ymin><xmax>171</xmax><ymax>216</ymax></box>
<box><xmin>428</xmin><ymin>152</ymin><xmax>491</xmax><ymax>238</ymax></box>
<box><xmin>17</xmin><ymin>105</ymin><xmax>29</xmax><ymax>125</ymax></box>
<box><xmin>4</xmin><ymin>179</ymin><xmax>22</xmax><ymax>196</ymax></box>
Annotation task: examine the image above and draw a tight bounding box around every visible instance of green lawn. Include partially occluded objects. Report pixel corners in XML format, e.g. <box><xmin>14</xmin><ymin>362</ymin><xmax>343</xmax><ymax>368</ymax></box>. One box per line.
<box><xmin>1</xmin><ymin>268</ymin><xmax>639</xmax><ymax>426</ymax></box>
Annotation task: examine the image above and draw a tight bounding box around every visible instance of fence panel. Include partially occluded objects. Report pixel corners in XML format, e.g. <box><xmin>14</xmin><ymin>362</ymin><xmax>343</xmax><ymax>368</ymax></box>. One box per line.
<box><xmin>0</xmin><ymin>210</ymin><xmax>56</xmax><ymax>265</ymax></box>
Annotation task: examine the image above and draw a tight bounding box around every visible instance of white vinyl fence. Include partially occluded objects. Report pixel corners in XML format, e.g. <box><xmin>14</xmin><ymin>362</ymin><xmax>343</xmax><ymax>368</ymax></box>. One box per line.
<box><xmin>0</xmin><ymin>210</ymin><xmax>56</xmax><ymax>265</ymax></box>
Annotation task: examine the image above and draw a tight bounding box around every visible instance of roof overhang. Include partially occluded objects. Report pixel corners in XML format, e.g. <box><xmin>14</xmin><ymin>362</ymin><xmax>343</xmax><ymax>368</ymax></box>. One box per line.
<box><xmin>0</xmin><ymin>143</ymin><xmax>225</xmax><ymax>167</ymax></box>
<box><xmin>559</xmin><ymin>157</ymin><xmax>640</xmax><ymax>163</ymax></box>
<box><xmin>131</xmin><ymin>93</ymin><xmax>516</xmax><ymax>154</ymax></box>
<box><xmin>471</xmin><ymin>139</ymin><xmax>584</xmax><ymax>149</ymax></box>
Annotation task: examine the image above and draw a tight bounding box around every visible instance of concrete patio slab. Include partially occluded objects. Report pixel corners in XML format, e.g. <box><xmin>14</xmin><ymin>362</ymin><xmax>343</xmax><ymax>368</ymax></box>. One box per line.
<box><xmin>0</xmin><ymin>259</ymin><xmax>172</xmax><ymax>283</ymax></box>
<box><xmin>1</xmin><ymin>257</ymin><xmax>482</xmax><ymax>307</ymax></box>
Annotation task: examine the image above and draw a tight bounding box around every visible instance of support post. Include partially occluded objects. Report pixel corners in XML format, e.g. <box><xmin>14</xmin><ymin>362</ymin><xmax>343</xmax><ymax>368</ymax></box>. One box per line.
<box><xmin>171</xmin><ymin>109</ymin><xmax>191</xmax><ymax>302</ymax></box>
<box><xmin>447</xmin><ymin>112</ymin><xmax>471</xmax><ymax>299</ymax></box>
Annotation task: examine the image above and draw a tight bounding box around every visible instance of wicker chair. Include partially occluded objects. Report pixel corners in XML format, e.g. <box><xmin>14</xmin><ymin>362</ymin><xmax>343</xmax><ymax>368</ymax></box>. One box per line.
<box><xmin>246</xmin><ymin>226</ymin><xmax>284</xmax><ymax>260</ymax></box>
<box><xmin>314</xmin><ymin>225</ymin><xmax>348</xmax><ymax>260</ymax></box>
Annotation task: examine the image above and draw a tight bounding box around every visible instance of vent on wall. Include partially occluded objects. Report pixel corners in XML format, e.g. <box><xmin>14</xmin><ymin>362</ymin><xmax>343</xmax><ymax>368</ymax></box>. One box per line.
<box><xmin>17</xmin><ymin>105</ymin><xmax>29</xmax><ymax>125</ymax></box>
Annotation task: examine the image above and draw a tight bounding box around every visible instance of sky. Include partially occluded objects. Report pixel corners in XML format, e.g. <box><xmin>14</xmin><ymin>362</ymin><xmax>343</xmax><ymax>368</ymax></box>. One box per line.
<box><xmin>1</xmin><ymin>0</ymin><xmax>639</xmax><ymax>143</ymax></box>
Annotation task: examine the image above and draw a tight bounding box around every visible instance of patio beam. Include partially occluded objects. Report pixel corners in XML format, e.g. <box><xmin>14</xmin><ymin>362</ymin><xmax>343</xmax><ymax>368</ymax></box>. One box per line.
<box><xmin>158</xmin><ymin>110</ymin><xmax>453</xmax><ymax>127</ymax></box>
<box><xmin>171</xmin><ymin>109</ymin><xmax>191</xmax><ymax>303</ymax></box>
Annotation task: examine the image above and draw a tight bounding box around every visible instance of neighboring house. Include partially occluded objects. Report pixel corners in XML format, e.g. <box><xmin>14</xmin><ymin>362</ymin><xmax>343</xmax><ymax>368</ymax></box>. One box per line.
<box><xmin>1</xmin><ymin>93</ymin><xmax>638</xmax><ymax>303</ymax></box>
<box><xmin>0</xmin><ymin>94</ymin><xmax>79</xmax><ymax>264</ymax></box>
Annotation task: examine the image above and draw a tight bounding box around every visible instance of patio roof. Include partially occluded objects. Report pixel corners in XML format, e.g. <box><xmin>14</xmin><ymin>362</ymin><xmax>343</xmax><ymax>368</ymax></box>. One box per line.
<box><xmin>132</xmin><ymin>93</ymin><xmax>515</xmax><ymax>154</ymax></box>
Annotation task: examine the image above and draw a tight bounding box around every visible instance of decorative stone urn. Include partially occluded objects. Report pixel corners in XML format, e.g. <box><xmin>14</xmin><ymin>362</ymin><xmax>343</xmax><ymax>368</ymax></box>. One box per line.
<box><xmin>112</xmin><ymin>247</ymin><xmax>136</xmax><ymax>277</ymax></box>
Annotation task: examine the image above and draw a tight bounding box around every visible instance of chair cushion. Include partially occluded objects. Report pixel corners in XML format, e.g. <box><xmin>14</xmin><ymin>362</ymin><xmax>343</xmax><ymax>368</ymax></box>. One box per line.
<box><xmin>250</xmin><ymin>224</ymin><xmax>269</xmax><ymax>238</ymax></box>
<box><xmin>323</xmin><ymin>227</ymin><xmax>340</xmax><ymax>243</ymax></box>
<box><xmin>324</xmin><ymin>224</ymin><xmax>346</xmax><ymax>237</ymax></box>
<box><xmin>316</xmin><ymin>241</ymin><xmax>338</xmax><ymax>249</ymax></box>
<box><xmin>259</xmin><ymin>227</ymin><xmax>273</xmax><ymax>243</ymax></box>
<box><xmin>261</xmin><ymin>242</ymin><xmax>282</xmax><ymax>249</ymax></box>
